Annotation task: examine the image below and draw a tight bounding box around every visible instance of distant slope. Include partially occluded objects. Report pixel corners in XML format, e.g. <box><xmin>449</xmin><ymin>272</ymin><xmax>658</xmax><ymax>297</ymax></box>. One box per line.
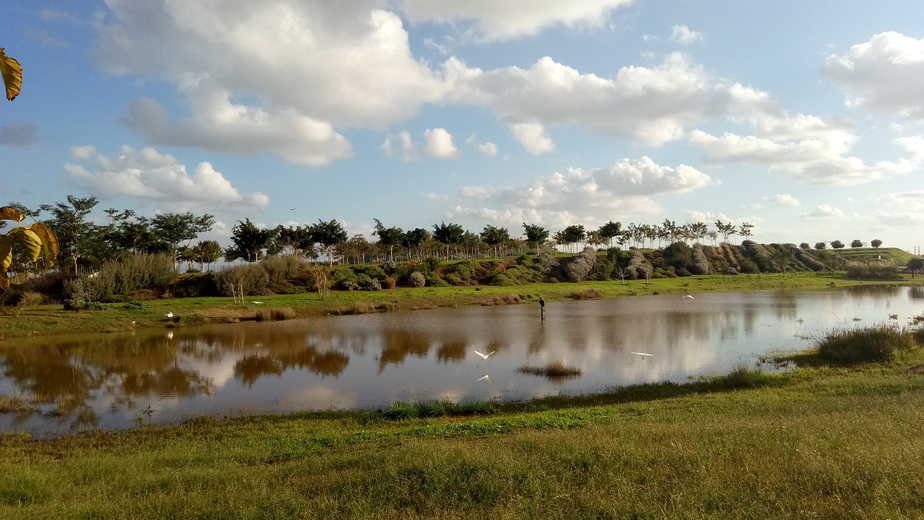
<box><xmin>826</xmin><ymin>247</ymin><xmax>914</xmax><ymax>264</ymax></box>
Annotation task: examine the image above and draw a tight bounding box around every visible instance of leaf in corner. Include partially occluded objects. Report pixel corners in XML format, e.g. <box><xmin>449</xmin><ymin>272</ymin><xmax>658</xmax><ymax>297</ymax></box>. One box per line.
<box><xmin>0</xmin><ymin>48</ymin><xmax>23</xmax><ymax>101</ymax></box>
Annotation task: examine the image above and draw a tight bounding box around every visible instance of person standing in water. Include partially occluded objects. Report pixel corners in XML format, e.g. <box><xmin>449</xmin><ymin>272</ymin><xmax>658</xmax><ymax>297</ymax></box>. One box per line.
<box><xmin>538</xmin><ymin>296</ymin><xmax>545</xmax><ymax>320</ymax></box>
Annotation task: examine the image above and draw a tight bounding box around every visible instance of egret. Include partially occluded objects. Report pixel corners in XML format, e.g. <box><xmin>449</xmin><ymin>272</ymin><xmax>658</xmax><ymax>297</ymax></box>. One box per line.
<box><xmin>165</xmin><ymin>312</ymin><xmax>174</xmax><ymax>319</ymax></box>
<box><xmin>474</xmin><ymin>350</ymin><xmax>496</xmax><ymax>360</ymax></box>
<box><xmin>477</xmin><ymin>375</ymin><xmax>491</xmax><ymax>382</ymax></box>
<box><xmin>251</xmin><ymin>301</ymin><xmax>264</xmax><ymax>305</ymax></box>
<box><xmin>630</xmin><ymin>352</ymin><xmax>654</xmax><ymax>357</ymax></box>
<box><xmin>684</xmin><ymin>294</ymin><xmax>696</xmax><ymax>301</ymax></box>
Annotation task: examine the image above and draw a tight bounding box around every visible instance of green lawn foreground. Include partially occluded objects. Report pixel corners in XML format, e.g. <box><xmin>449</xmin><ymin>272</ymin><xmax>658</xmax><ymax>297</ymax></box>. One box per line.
<box><xmin>1</xmin><ymin>272</ymin><xmax>916</xmax><ymax>341</ymax></box>
<box><xmin>1</xmin><ymin>350</ymin><xmax>923</xmax><ymax>519</ymax></box>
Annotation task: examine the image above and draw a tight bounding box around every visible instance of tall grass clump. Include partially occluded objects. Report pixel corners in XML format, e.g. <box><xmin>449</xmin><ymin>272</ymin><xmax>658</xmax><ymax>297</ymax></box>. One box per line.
<box><xmin>845</xmin><ymin>262</ymin><xmax>901</xmax><ymax>280</ymax></box>
<box><xmin>261</xmin><ymin>255</ymin><xmax>306</xmax><ymax>286</ymax></box>
<box><xmin>216</xmin><ymin>264</ymin><xmax>270</xmax><ymax>296</ymax></box>
<box><xmin>65</xmin><ymin>254</ymin><xmax>175</xmax><ymax>303</ymax></box>
<box><xmin>816</xmin><ymin>325</ymin><xmax>916</xmax><ymax>363</ymax></box>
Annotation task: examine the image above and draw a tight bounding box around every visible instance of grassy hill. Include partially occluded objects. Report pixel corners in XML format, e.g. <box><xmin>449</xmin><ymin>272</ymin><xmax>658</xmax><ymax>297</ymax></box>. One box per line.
<box><xmin>826</xmin><ymin>247</ymin><xmax>915</xmax><ymax>264</ymax></box>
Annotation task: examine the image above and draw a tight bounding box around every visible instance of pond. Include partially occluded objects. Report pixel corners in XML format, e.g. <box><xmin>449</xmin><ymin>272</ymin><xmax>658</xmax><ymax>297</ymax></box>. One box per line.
<box><xmin>2</xmin><ymin>286</ymin><xmax>922</xmax><ymax>436</ymax></box>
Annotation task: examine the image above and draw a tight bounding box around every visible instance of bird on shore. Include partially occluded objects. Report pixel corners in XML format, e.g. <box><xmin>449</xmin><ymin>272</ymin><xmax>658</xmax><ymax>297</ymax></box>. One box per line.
<box><xmin>630</xmin><ymin>352</ymin><xmax>654</xmax><ymax>357</ymax></box>
<box><xmin>684</xmin><ymin>294</ymin><xmax>696</xmax><ymax>301</ymax></box>
<box><xmin>165</xmin><ymin>312</ymin><xmax>174</xmax><ymax>319</ymax></box>
<box><xmin>474</xmin><ymin>350</ymin><xmax>496</xmax><ymax>360</ymax></box>
<box><xmin>477</xmin><ymin>374</ymin><xmax>492</xmax><ymax>382</ymax></box>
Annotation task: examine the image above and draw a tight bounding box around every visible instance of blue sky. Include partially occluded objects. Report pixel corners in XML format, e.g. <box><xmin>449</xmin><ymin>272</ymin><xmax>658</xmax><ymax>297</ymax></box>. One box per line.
<box><xmin>3</xmin><ymin>0</ymin><xmax>924</xmax><ymax>249</ymax></box>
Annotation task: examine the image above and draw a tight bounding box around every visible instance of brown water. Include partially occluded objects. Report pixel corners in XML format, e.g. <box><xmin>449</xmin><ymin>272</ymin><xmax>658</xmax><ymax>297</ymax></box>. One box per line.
<box><xmin>2</xmin><ymin>286</ymin><xmax>922</xmax><ymax>436</ymax></box>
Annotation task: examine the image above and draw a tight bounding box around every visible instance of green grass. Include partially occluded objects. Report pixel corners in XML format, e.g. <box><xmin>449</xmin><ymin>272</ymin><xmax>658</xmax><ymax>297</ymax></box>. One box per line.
<box><xmin>816</xmin><ymin>326</ymin><xmax>918</xmax><ymax>363</ymax></box>
<box><xmin>828</xmin><ymin>247</ymin><xmax>914</xmax><ymax>264</ymax></box>
<box><xmin>1</xmin><ymin>350</ymin><xmax>922</xmax><ymax>518</ymax></box>
<box><xmin>1</xmin><ymin>271</ymin><xmax>918</xmax><ymax>341</ymax></box>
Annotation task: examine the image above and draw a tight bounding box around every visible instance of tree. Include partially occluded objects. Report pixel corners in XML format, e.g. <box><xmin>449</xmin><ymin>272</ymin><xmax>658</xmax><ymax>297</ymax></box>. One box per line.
<box><xmin>558</xmin><ymin>225</ymin><xmax>586</xmax><ymax>253</ymax></box>
<box><xmin>1</xmin><ymin>48</ymin><xmax>23</xmax><ymax>101</ymax></box>
<box><xmin>432</xmin><ymin>222</ymin><xmax>465</xmax><ymax>245</ymax></box>
<box><xmin>312</xmin><ymin>219</ymin><xmax>347</xmax><ymax>264</ymax></box>
<box><xmin>908</xmin><ymin>258</ymin><xmax>924</xmax><ymax>278</ymax></box>
<box><xmin>715</xmin><ymin>220</ymin><xmax>737</xmax><ymax>243</ymax></box>
<box><xmin>151</xmin><ymin>212</ymin><xmax>215</xmax><ymax>268</ymax></box>
<box><xmin>103</xmin><ymin>209</ymin><xmax>162</xmax><ymax>254</ymax></box>
<box><xmin>830</xmin><ymin>240</ymin><xmax>845</xmax><ymax>249</ymax></box>
<box><xmin>190</xmin><ymin>240</ymin><xmax>223</xmax><ymax>271</ymax></box>
<box><xmin>800</xmin><ymin>243</ymin><xmax>810</xmax><ymax>250</ymax></box>
<box><xmin>738</xmin><ymin>222</ymin><xmax>754</xmax><ymax>243</ymax></box>
<box><xmin>851</xmin><ymin>240</ymin><xmax>863</xmax><ymax>248</ymax></box>
<box><xmin>402</xmin><ymin>228</ymin><xmax>430</xmax><ymax>260</ymax></box>
<box><xmin>598</xmin><ymin>221</ymin><xmax>622</xmax><ymax>247</ymax></box>
<box><xmin>480</xmin><ymin>225</ymin><xmax>510</xmax><ymax>257</ymax></box>
<box><xmin>0</xmin><ymin>206</ymin><xmax>58</xmax><ymax>289</ymax></box>
<box><xmin>814</xmin><ymin>242</ymin><xmax>826</xmax><ymax>250</ymax></box>
<box><xmin>226</xmin><ymin>219</ymin><xmax>275</xmax><ymax>262</ymax></box>
<box><xmin>522</xmin><ymin>223</ymin><xmax>549</xmax><ymax>249</ymax></box>
<box><xmin>373</xmin><ymin>219</ymin><xmax>404</xmax><ymax>262</ymax></box>
<box><xmin>871</xmin><ymin>239</ymin><xmax>883</xmax><ymax>248</ymax></box>
<box><xmin>41</xmin><ymin>196</ymin><xmax>100</xmax><ymax>274</ymax></box>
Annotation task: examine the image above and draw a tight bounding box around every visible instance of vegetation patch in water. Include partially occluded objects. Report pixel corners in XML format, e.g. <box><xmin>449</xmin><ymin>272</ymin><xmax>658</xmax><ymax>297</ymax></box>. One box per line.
<box><xmin>518</xmin><ymin>362</ymin><xmax>583</xmax><ymax>379</ymax></box>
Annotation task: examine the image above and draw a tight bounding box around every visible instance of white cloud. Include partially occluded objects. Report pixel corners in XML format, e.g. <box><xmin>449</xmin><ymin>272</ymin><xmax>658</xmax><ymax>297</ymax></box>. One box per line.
<box><xmin>670</xmin><ymin>25</ymin><xmax>702</xmax><ymax>44</ymax></box>
<box><xmin>689</xmin><ymin>113</ymin><xmax>918</xmax><ymax>185</ymax></box>
<box><xmin>466</xmin><ymin>135</ymin><xmax>498</xmax><ymax>157</ymax></box>
<box><xmin>767</xmin><ymin>193</ymin><xmax>800</xmax><ymax>207</ymax></box>
<box><xmin>424</xmin><ymin>128</ymin><xmax>461</xmax><ymax>159</ymax></box>
<box><xmin>874</xmin><ymin>191</ymin><xmax>924</xmax><ymax>225</ymax></box>
<box><xmin>64</xmin><ymin>145</ymin><xmax>269</xmax><ymax>211</ymax></box>
<box><xmin>96</xmin><ymin>0</ymin><xmax>445</xmax><ymax>165</ymax></box>
<box><xmin>382</xmin><ymin>130</ymin><xmax>416</xmax><ymax>162</ymax></box>
<box><xmin>448</xmin><ymin>156</ymin><xmax>712</xmax><ymax>227</ymax></box>
<box><xmin>445</xmin><ymin>53</ymin><xmax>775</xmax><ymax>148</ymax></box>
<box><xmin>803</xmin><ymin>204</ymin><xmax>845</xmax><ymax>219</ymax></box>
<box><xmin>824</xmin><ymin>32</ymin><xmax>924</xmax><ymax>119</ymax></box>
<box><xmin>508</xmin><ymin>122</ymin><xmax>555</xmax><ymax>154</ymax></box>
<box><xmin>400</xmin><ymin>0</ymin><xmax>633</xmax><ymax>41</ymax></box>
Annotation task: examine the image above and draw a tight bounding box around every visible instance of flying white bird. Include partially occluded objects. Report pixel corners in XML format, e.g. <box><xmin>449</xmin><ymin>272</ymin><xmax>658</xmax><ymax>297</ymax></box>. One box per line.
<box><xmin>477</xmin><ymin>374</ymin><xmax>492</xmax><ymax>382</ymax></box>
<box><xmin>630</xmin><ymin>352</ymin><xmax>654</xmax><ymax>357</ymax></box>
<box><xmin>165</xmin><ymin>312</ymin><xmax>174</xmax><ymax>319</ymax></box>
<box><xmin>474</xmin><ymin>350</ymin><xmax>496</xmax><ymax>360</ymax></box>
<box><xmin>684</xmin><ymin>294</ymin><xmax>696</xmax><ymax>301</ymax></box>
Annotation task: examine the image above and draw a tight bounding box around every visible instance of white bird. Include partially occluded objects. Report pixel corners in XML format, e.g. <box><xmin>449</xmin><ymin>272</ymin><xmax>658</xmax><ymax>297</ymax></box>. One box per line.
<box><xmin>630</xmin><ymin>352</ymin><xmax>654</xmax><ymax>357</ymax></box>
<box><xmin>477</xmin><ymin>374</ymin><xmax>492</xmax><ymax>382</ymax></box>
<box><xmin>474</xmin><ymin>350</ymin><xmax>496</xmax><ymax>360</ymax></box>
<box><xmin>166</xmin><ymin>331</ymin><xmax>174</xmax><ymax>340</ymax></box>
<box><xmin>165</xmin><ymin>312</ymin><xmax>174</xmax><ymax>319</ymax></box>
<box><xmin>684</xmin><ymin>294</ymin><xmax>696</xmax><ymax>301</ymax></box>
<box><xmin>251</xmin><ymin>301</ymin><xmax>264</xmax><ymax>305</ymax></box>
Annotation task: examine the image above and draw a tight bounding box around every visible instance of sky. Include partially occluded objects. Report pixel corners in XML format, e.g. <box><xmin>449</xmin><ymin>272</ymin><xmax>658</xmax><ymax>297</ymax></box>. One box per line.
<box><xmin>3</xmin><ymin>0</ymin><xmax>924</xmax><ymax>249</ymax></box>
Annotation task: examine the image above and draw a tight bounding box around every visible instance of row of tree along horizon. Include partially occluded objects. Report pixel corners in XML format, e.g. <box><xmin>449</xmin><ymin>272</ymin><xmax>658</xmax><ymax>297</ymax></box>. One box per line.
<box><xmin>4</xmin><ymin>196</ymin><xmax>884</xmax><ymax>274</ymax></box>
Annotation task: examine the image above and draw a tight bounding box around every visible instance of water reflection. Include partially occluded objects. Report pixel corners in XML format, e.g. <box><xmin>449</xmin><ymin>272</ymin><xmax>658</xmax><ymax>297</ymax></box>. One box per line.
<box><xmin>1</xmin><ymin>286</ymin><xmax>921</xmax><ymax>435</ymax></box>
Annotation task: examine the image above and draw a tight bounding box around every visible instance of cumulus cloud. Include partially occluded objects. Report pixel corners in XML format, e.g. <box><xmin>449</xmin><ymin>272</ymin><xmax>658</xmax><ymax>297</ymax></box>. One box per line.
<box><xmin>382</xmin><ymin>130</ymin><xmax>416</xmax><ymax>161</ymax></box>
<box><xmin>64</xmin><ymin>145</ymin><xmax>269</xmax><ymax>211</ymax></box>
<box><xmin>96</xmin><ymin>0</ymin><xmax>446</xmax><ymax>165</ymax></box>
<box><xmin>445</xmin><ymin>53</ymin><xmax>775</xmax><ymax>149</ymax></box>
<box><xmin>447</xmin><ymin>156</ymin><xmax>712</xmax><ymax>226</ymax></box>
<box><xmin>689</xmin><ymin>113</ymin><xmax>918</xmax><ymax>185</ymax></box>
<box><xmin>824</xmin><ymin>32</ymin><xmax>924</xmax><ymax>119</ymax></box>
<box><xmin>803</xmin><ymin>204</ymin><xmax>845</xmax><ymax>219</ymax></box>
<box><xmin>670</xmin><ymin>25</ymin><xmax>702</xmax><ymax>44</ymax></box>
<box><xmin>466</xmin><ymin>135</ymin><xmax>498</xmax><ymax>157</ymax></box>
<box><xmin>0</xmin><ymin>123</ymin><xmax>38</xmax><ymax>147</ymax></box>
<box><xmin>424</xmin><ymin>128</ymin><xmax>461</xmax><ymax>159</ymax></box>
<box><xmin>400</xmin><ymin>0</ymin><xmax>633</xmax><ymax>41</ymax></box>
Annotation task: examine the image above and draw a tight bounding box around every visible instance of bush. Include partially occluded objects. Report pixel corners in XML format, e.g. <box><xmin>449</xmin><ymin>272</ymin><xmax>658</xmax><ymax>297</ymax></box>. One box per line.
<box><xmin>215</xmin><ymin>264</ymin><xmax>270</xmax><ymax>296</ymax></box>
<box><xmin>353</xmin><ymin>264</ymin><xmax>388</xmax><ymax>281</ymax></box>
<box><xmin>261</xmin><ymin>255</ymin><xmax>305</xmax><ymax>286</ymax></box>
<box><xmin>169</xmin><ymin>274</ymin><xmax>219</xmax><ymax>298</ymax></box>
<box><xmin>816</xmin><ymin>326</ymin><xmax>916</xmax><ymax>363</ymax></box>
<box><xmin>851</xmin><ymin>240</ymin><xmax>864</xmax><ymax>248</ymax></box>
<box><xmin>800</xmin><ymin>243</ymin><xmax>810</xmax><ymax>250</ymax></box>
<box><xmin>62</xmin><ymin>278</ymin><xmax>104</xmax><ymax>310</ymax></box>
<box><xmin>423</xmin><ymin>257</ymin><xmax>441</xmax><ymax>272</ymax></box>
<box><xmin>425</xmin><ymin>273</ymin><xmax>450</xmax><ymax>287</ymax></box>
<box><xmin>331</xmin><ymin>267</ymin><xmax>359</xmax><ymax>290</ymax></box>
<box><xmin>69</xmin><ymin>254</ymin><xmax>176</xmax><ymax>302</ymax></box>
<box><xmin>845</xmin><ymin>263</ymin><xmax>901</xmax><ymax>281</ymax></box>
<box><xmin>409</xmin><ymin>271</ymin><xmax>426</xmax><ymax>287</ymax></box>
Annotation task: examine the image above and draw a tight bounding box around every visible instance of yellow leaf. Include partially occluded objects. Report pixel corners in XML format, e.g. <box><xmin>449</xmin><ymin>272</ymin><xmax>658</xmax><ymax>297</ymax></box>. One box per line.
<box><xmin>0</xmin><ymin>206</ymin><xmax>25</xmax><ymax>222</ymax></box>
<box><xmin>0</xmin><ymin>235</ymin><xmax>12</xmax><ymax>271</ymax></box>
<box><xmin>0</xmin><ymin>48</ymin><xmax>23</xmax><ymax>101</ymax></box>
<box><xmin>7</xmin><ymin>227</ymin><xmax>42</xmax><ymax>262</ymax></box>
<box><xmin>27</xmin><ymin>222</ymin><xmax>59</xmax><ymax>266</ymax></box>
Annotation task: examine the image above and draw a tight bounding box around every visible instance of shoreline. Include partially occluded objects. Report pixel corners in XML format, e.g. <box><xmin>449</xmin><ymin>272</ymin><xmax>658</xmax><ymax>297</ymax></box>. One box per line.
<box><xmin>0</xmin><ymin>272</ymin><xmax>918</xmax><ymax>343</ymax></box>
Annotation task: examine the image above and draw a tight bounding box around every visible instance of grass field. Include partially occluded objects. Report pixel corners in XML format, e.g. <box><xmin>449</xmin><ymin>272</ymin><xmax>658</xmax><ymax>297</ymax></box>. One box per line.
<box><xmin>828</xmin><ymin>247</ymin><xmax>915</xmax><ymax>264</ymax></box>
<box><xmin>1</xmin><ymin>272</ymin><xmax>919</xmax><ymax>342</ymax></box>
<box><xmin>1</xmin><ymin>346</ymin><xmax>921</xmax><ymax>518</ymax></box>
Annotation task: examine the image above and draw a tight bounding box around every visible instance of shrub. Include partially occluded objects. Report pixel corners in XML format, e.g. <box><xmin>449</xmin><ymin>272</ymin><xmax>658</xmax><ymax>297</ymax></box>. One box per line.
<box><xmin>261</xmin><ymin>255</ymin><xmax>305</xmax><ymax>286</ymax></box>
<box><xmin>353</xmin><ymin>264</ymin><xmax>387</xmax><ymax>281</ymax></box>
<box><xmin>69</xmin><ymin>254</ymin><xmax>176</xmax><ymax>302</ymax></box>
<box><xmin>62</xmin><ymin>278</ymin><xmax>104</xmax><ymax>310</ymax></box>
<box><xmin>215</xmin><ymin>264</ymin><xmax>270</xmax><ymax>296</ymax></box>
<box><xmin>845</xmin><ymin>263</ymin><xmax>901</xmax><ymax>280</ymax></box>
<box><xmin>425</xmin><ymin>273</ymin><xmax>450</xmax><ymax>287</ymax></box>
<box><xmin>255</xmin><ymin>307</ymin><xmax>297</xmax><ymax>321</ymax></box>
<box><xmin>331</xmin><ymin>267</ymin><xmax>359</xmax><ymax>290</ymax></box>
<box><xmin>423</xmin><ymin>257</ymin><xmax>441</xmax><ymax>272</ymax></box>
<box><xmin>814</xmin><ymin>242</ymin><xmax>826</xmax><ymax>250</ymax></box>
<box><xmin>568</xmin><ymin>288</ymin><xmax>602</xmax><ymax>300</ymax></box>
<box><xmin>169</xmin><ymin>274</ymin><xmax>219</xmax><ymax>298</ymax></box>
<box><xmin>816</xmin><ymin>326</ymin><xmax>916</xmax><ymax>363</ymax></box>
<box><xmin>800</xmin><ymin>243</ymin><xmax>810</xmax><ymax>250</ymax></box>
<box><xmin>409</xmin><ymin>271</ymin><xmax>426</xmax><ymax>287</ymax></box>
